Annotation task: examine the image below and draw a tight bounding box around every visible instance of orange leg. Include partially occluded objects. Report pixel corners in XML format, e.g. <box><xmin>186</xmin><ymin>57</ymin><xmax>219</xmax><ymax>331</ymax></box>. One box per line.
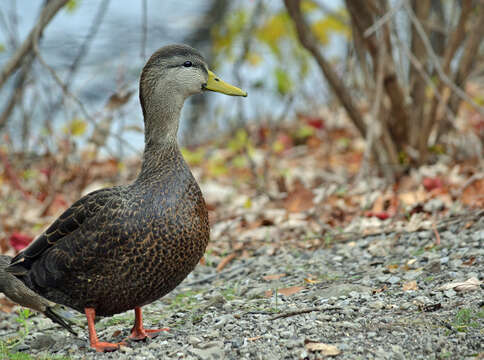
<box><xmin>129</xmin><ymin>307</ymin><xmax>169</xmax><ymax>341</ymax></box>
<box><xmin>85</xmin><ymin>308</ymin><xmax>126</xmax><ymax>352</ymax></box>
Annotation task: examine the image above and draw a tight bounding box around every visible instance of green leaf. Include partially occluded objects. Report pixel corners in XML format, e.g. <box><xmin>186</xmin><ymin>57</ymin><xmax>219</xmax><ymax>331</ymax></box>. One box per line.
<box><xmin>65</xmin><ymin>0</ymin><xmax>80</xmax><ymax>13</ymax></box>
<box><xmin>274</xmin><ymin>68</ymin><xmax>292</xmax><ymax>95</ymax></box>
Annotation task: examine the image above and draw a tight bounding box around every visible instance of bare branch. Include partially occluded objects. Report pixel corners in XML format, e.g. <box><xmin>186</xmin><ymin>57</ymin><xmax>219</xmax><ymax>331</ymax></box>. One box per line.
<box><xmin>441</xmin><ymin>0</ymin><xmax>472</xmax><ymax>75</ymax></box>
<box><xmin>0</xmin><ymin>0</ymin><xmax>69</xmax><ymax>91</ymax></box>
<box><xmin>404</xmin><ymin>0</ymin><xmax>484</xmax><ymax>117</ymax></box>
<box><xmin>31</xmin><ymin>23</ymin><xmax>140</xmax><ymax>155</ymax></box>
<box><xmin>284</xmin><ymin>0</ymin><xmax>367</xmax><ymax>137</ymax></box>
<box><xmin>363</xmin><ymin>0</ymin><xmax>404</xmax><ymax>37</ymax></box>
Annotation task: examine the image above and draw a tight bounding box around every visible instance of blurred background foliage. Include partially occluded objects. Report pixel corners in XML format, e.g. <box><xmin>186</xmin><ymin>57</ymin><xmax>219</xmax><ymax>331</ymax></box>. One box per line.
<box><xmin>0</xmin><ymin>0</ymin><xmax>482</xmax><ymax>176</ymax></box>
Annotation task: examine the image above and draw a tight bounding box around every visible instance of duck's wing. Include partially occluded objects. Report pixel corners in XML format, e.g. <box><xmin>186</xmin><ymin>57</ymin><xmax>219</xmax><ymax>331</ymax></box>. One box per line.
<box><xmin>7</xmin><ymin>187</ymin><xmax>119</xmax><ymax>275</ymax></box>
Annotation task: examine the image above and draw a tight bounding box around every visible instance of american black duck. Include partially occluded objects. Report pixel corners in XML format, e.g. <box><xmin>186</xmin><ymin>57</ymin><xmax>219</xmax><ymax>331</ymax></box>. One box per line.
<box><xmin>6</xmin><ymin>44</ymin><xmax>247</xmax><ymax>352</ymax></box>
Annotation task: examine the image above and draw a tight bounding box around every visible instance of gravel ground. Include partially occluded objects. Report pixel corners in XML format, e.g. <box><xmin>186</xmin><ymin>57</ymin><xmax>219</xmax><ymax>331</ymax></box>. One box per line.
<box><xmin>1</xmin><ymin>215</ymin><xmax>483</xmax><ymax>360</ymax></box>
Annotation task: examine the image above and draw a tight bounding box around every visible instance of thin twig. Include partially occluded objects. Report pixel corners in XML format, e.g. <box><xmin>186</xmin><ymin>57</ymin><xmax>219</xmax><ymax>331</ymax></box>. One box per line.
<box><xmin>403</xmin><ymin>0</ymin><xmax>484</xmax><ymax>117</ymax></box>
<box><xmin>31</xmin><ymin>22</ymin><xmax>140</xmax><ymax>155</ymax></box>
<box><xmin>358</xmin><ymin>36</ymin><xmax>385</xmax><ymax>179</ymax></box>
<box><xmin>43</xmin><ymin>0</ymin><xmax>110</xmax><ymax>124</ymax></box>
<box><xmin>0</xmin><ymin>0</ymin><xmax>69</xmax><ymax>90</ymax></box>
<box><xmin>363</xmin><ymin>0</ymin><xmax>404</xmax><ymax>37</ymax></box>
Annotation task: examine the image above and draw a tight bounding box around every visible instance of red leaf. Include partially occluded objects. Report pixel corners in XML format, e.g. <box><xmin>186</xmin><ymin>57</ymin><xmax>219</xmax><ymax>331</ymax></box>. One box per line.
<box><xmin>423</xmin><ymin>177</ymin><xmax>443</xmax><ymax>191</ymax></box>
<box><xmin>364</xmin><ymin>211</ymin><xmax>391</xmax><ymax>220</ymax></box>
<box><xmin>9</xmin><ymin>232</ymin><xmax>33</xmax><ymax>252</ymax></box>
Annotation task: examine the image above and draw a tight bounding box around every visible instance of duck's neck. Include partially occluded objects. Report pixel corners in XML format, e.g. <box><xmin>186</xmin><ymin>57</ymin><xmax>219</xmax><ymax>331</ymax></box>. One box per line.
<box><xmin>138</xmin><ymin>94</ymin><xmax>185</xmax><ymax>179</ymax></box>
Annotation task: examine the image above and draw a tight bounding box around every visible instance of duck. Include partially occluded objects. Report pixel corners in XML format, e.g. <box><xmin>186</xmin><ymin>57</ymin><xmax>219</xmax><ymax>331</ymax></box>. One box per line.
<box><xmin>0</xmin><ymin>255</ymin><xmax>77</xmax><ymax>335</ymax></box>
<box><xmin>5</xmin><ymin>44</ymin><xmax>247</xmax><ymax>352</ymax></box>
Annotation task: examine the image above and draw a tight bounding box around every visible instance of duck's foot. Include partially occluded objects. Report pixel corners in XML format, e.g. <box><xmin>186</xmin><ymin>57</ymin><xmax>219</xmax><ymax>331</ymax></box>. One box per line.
<box><xmin>129</xmin><ymin>327</ymin><xmax>170</xmax><ymax>341</ymax></box>
<box><xmin>129</xmin><ymin>307</ymin><xmax>169</xmax><ymax>341</ymax></box>
<box><xmin>91</xmin><ymin>341</ymin><xmax>126</xmax><ymax>352</ymax></box>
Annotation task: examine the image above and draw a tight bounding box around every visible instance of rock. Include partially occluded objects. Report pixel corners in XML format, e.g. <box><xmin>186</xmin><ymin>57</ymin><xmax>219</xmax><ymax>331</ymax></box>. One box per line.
<box><xmin>314</xmin><ymin>284</ymin><xmax>372</xmax><ymax>299</ymax></box>
<box><xmin>30</xmin><ymin>334</ymin><xmax>56</xmax><ymax>350</ymax></box>
<box><xmin>188</xmin><ymin>341</ymin><xmax>224</xmax><ymax>360</ymax></box>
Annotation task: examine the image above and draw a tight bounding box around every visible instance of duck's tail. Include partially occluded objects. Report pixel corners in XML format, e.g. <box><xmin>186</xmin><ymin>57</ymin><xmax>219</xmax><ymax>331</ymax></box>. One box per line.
<box><xmin>44</xmin><ymin>307</ymin><xmax>78</xmax><ymax>336</ymax></box>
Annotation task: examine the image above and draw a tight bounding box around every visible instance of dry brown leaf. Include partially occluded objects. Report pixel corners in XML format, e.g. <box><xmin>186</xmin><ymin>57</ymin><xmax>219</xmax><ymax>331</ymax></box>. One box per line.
<box><xmin>0</xmin><ymin>297</ymin><xmax>16</xmax><ymax>313</ymax></box>
<box><xmin>304</xmin><ymin>340</ymin><xmax>340</xmax><ymax>356</ymax></box>
<box><xmin>386</xmin><ymin>264</ymin><xmax>399</xmax><ymax>272</ymax></box>
<box><xmin>216</xmin><ymin>253</ymin><xmax>236</xmax><ymax>272</ymax></box>
<box><xmin>402</xmin><ymin>280</ymin><xmax>418</xmax><ymax>291</ymax></box>
<box><xmin>462</xmin><ymin>257</ymin><xmax>476</xmax><ymax>266</ymax></box>
<box><xmin>399</xmin><ymin>189</ymin><xmax>427</xmax><ymax>206</ymax></box>
<box><xmin>304</xmin><ymin>277</ymin><xmax>319</xmax><ymax>284</ymax></box>
<box><xmin>461</xmin><ymin>178</ymin><xmax>484</xmax><ymax>207</ymax></box>
<box><xmin>247</xmin><ymin>336</ymin><xmax>262</xmax><ymax>341</ymax></box>
<box><xmin>263</xmin><ymin>273</ymin><xmax>286</xmax><ymax>281</ymax></box>
<box><xmin>278</xmin><ymin>286</ymin><xmax>305</xmax><ymax>296</ymax></box>
<box><xmin>438</xmin><ymin>277</ymin><xmax>481</xmax><ymax>292</ymax></box>
<box><xmin>283</xmin><ymin>179</ymin><xmax>314</xmax><ymax>213</ymax></box>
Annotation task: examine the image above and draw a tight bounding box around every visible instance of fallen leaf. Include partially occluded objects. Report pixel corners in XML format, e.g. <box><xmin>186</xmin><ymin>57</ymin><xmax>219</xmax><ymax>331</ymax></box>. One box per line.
<box><xmin>304</xmin><ymin>340</ymin><xmax>340</xmax><ymax>356</ymax></box>
<box><xmin>402</xmin><ymin>281</ymin><xmax>418</xmax><ymax>291</ymax></box>
<box><xmin>0</xmin><ymin>297</ymin><xmax>16</xmax><ymax>313</ymax></box>
<box><xmin>264</xmin><ymin>290</ymin><xmax>273</xmax><ymax>298</ymax></box>
<box><xmin>304</xmin><ymin>277</ymin><xmax>319</xmax><ymax>284</ymax></box>
<box><xmin>9</xmin><ymin>232</ymin><xmax>33</xmax><ymax>252</ymax></box>
<box><xmin>216</xmin><ymin>253</ymin><xmax>236</xmax><ymax>272</ymax></box>
<box><xmin>278</xmin><ymin>286</ymin><xmax>305</xmax><ymax>296</ymax></box>
<box><xmin>438</xmin><ymin>277</ymin><xmax>481</xmax><ymax>292</ymax></box>
<box><xmin>462</xmin><ymin>257</ymin><xmax>475</xmax><ymax>266</ymax></box>
<box><xmin>386</xmin><ymin>264</ymin><xmax>399</xmax><ymax>272</ymax></box>
<box><xmin>283</xmin><ymin>179</ymin><xmax>314</xmax><ymax>213</ymax></box>
<box><xmin>407</xmin><ymin>259</ymin><xmax>417</xmax><ymax>265</ymax></box>
<box><xmin>112</xmin><ymin>330</ymin><xmax>121</xmax><ymax>337</ymax></box>
<box><xmin>372</xmin><ymin>285</ymin><xmax>387</xmax><ymax>294</ymax></box>
<box><xmin>247</xmin><ymin>336</ymin><xmax>262</xmax><ymax>341</ymax></box>
<box><xmin>365</xmin><ymin>211</ymin><xmax>391</xmax><ymax>220</ymax></box>
<box><xmin>263</xmin><ymin>273</ymin><xmax>286</xmax><ymax>281</ymax></box>
<box><xmin>461</xmin><ymin>178</ymin><xmax>484</xmax><ymax>207</ymax></box>
<box><xmin>423</xmin><ymin>177</ymin><xmax>443</xmax><ymax>191</ymax></box>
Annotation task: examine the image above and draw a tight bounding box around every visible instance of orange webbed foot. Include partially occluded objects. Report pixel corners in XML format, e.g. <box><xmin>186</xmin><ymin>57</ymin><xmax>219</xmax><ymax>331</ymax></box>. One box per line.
<box><xmin>129</xmin><ymin>327</ymin><xmax>170</xmax><ymax>341</ymax></box>
<box><xmin>91</xmin><ymin>341</ymin><xmax>127</xmax><ymax>352</ymax></box>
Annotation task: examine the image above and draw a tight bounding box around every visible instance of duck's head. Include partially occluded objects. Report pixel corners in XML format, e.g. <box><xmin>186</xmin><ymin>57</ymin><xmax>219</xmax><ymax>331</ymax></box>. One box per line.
<box><xmin>139</xmin><ymin>44</ymin><xmax>247</xmax><ymax>144</ymax></box>
<box><xmin>140</xmin><ymin>44</ymin><xmax>246</xmax><ymax>119</ymax></box>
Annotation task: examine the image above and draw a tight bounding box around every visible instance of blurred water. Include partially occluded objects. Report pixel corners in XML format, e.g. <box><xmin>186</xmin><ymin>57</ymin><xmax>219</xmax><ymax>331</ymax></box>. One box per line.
<box><xmin>0</xmin><ymin>0</ymin><xmax>344</xmax><ymax>155</ymax></box>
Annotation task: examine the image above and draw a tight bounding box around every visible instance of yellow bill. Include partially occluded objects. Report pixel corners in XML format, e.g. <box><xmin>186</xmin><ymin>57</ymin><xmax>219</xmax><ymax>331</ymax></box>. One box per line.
<box><xmin>203</xmin><ymin>70</ymin><xmax>247</xmax><ymax>97</ymax></box>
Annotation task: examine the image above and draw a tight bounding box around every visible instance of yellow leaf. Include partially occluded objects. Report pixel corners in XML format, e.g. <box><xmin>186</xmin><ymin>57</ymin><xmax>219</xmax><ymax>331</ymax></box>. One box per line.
<box><xmin>244</xmin><ymin>197</ymin><xmax>252</xmax><ymax>209</ymax></box>
<box><xmin>256</xmin><ymin>12</ymin><xmax>291</xmax><ymax>54</ymax></box>
<box><xmin>246</xmin><ymin>52</ymin><xmax>262</xmax><ymax>66</ymax></box>
<box><xmin>301</xmin><ymin>0</ymin><xmax>319</xmax><ymax>12</ymax></box>
<box><xmin>304</xmin><ymin>277</ymin><xmax>319</xmax><ymax>284</ymax></box>
<box><xmin>65</xmin><ymin>118</ymin><xmax>87</xmax><ymax>136</ymax></box>
<box><xmin>181</xmin><ymin>147</ymin><xmax>205</xmax><ymax>166</ymax></box>
<box><xmin>311</xmin><ymin>12</ymin><xmax>350</xmax><ymax>46</ymax></box>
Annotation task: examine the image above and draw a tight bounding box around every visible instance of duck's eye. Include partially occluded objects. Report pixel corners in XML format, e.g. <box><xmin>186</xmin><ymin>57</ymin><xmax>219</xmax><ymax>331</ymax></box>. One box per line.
<box><xmin>183</xmin><ymin>61</ymin><xmax>192</xmax><ymax>67</ymax></box>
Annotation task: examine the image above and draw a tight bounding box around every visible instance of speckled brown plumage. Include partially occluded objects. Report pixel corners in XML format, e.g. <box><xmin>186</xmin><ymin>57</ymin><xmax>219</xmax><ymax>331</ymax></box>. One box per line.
<box><xmin>8</xmin><ymin>143</ymin><xmax>209</xmax><ymax>316</ymax></box>
<box><xmin>6</xmin><ymin>46</ymin><xmax>210</xmax><ymax>316</ymax></box>
<box><xmin>5</xmin><ymin>44</ymin><xmax>245</xmax><ymax>352</ymax></box>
